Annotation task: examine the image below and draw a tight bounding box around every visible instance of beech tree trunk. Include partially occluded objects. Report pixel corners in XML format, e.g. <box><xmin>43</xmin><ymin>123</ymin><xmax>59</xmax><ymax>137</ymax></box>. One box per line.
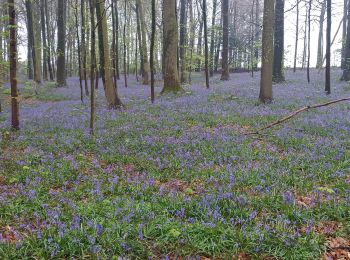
<box><xmin>325</xmin><ymin>0</ymin><xmax>331</xmax><ymax>93</ymax></box>
<box><xmin>96</xmin><ymin>0</ymin><xmax>123</xmax><ymax>108</ymax></box>
<box><xmin>259</xmin><ymin>0</ymin><xmax>275</xmax><ymax>103</ymax></box>
<box><xmin>179</xmin><ymin>0</ymin><xmax>188</xmax><ymax>82</ymax></box>
<box><xmin>221</xmin><ymin>0</ymin><xmax>230</xmax><ymax>80</ymax></box>
<box><xmin>9</xmin><ymin>0</ymin><xmax>19</xmax><ymax>129</ymax></box>
<box><xmin>136</xmin><ymin>0</ymin><xmax>149</xmax><ymax>85</ymax></box>
<box><xmin>316</xmin><ymin>0</ymin><xmax>326</xmax><ymax>69</ymax></box>
<box><xmin>272</xmin><ymin>0</ymin><xmax>285</xmax><ymax>82</ymax></box>
<box><xmin>161</xmin><ymin>0</ymin><xmax>182</xmax><ymax>93</ymax></box>
<box><xmin>56</xmin><ymin>0</ymin><xmax>67</xmax><ymax>86</ymax></box>
<box><xmin>342</xmin><ymin>0</ymin><xmax>350</xmax><ymax>80</ymax></box>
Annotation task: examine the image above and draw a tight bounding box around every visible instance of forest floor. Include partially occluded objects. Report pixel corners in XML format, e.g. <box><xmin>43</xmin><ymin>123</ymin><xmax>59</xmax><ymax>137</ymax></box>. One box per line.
<box><xmin>0</xmin><ymin>69</ymin><xmax>350</xmax><ymax>259</ymax></box>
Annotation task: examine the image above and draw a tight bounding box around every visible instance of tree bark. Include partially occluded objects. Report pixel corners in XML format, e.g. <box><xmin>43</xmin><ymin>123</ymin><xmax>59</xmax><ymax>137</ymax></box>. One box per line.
<box><xmin>96</xmin><ymin>0</ymin><xmax>123</xmax><ymax>108</ymax></box>
<box><xmin>150</xmin><ymin>0</ymin><xmax>156</xmax><ymax>103</ymax></box>
<box><xmin>259</xmin><ymin>0</ymin><xmax>275</xmax><ymax>103</ymax></box>
<box><xmin>221</xmin><ymin>0</ymin><xmax>230</xmax><ymax>80</ymax></box>
<box><xmin>179</xmin><ymin>0</ymin><xmax>188</xmax><ymax>83</ymax></box>
<box><xmin>293</xmin><ymin>0</ymin><xmax>299</xmax><ymax>72</ymax></box>
<box><xmin>56</xmin><ymin>0</ymin><xmax>67</xmax><ymax>86</ymax></box>
<box><xmin>209</xmin><ymin>0</ymin><xmax>217</xmax><ymax>77</ymax></box>
<box><xmin>325</xmin><ymin>0</ymin><xmax>331</xmax><ymax>94</ymax></box>
<box><xmin>272</xmin><ymin>0</ymin><xmax>285</xmax><ymax>82</ymax></box>
<box><xmin>342</xmin><ymin>0</ymin><xmax>350</xmax><ymax>80</ymax></box>
<box><xmin>316</xmin><ymin>0</ymin><xmax>326</xmax><ymax>69</ymax></box>
<box><xmin>9</xmin><ymin>0</ymin><xmax>19</xmax><ymax>129</ymax></box>
<box><xmin>161</xmin><ymin>0</ymin><xmax>182</xmax><ymax>93</ymax></box>
<box><xmin>136</xmin><ymin>0</ymin><xmax>149</xmax><ymax>85</ymax></box>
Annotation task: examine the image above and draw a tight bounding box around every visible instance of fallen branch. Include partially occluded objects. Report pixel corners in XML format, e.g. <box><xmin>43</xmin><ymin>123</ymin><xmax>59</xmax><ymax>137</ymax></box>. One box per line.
<box><xmin>246</xmin><ymin>97</ymin><xmax>350</xmax><ymax>135</ymax></box>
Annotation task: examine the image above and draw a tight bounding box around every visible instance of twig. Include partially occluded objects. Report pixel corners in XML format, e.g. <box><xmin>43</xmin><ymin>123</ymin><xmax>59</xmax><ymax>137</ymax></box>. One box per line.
<box><xmin>246</xmin><ymin>97</ymin><xmax>350</xmax><ymax>135</ymax></box>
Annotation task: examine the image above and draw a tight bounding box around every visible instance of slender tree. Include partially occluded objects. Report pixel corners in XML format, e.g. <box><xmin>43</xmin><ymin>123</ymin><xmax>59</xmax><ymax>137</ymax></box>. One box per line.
<box><xmin>259</xmin><ymin>0</ymin><xmax>275</xmax><ymax>103</ymax></box>
<box><xmin>56</xmin><ymin>0</ymin><xmax>67</xmax><ymax>86</ymax></box>
<box><xmin>81</xmin><ymin>0</ymin><xmax>89</xmax><ymax>95</ymax></box>
<box><xmin>8</xmin><ymin>0</ymin><xmax>19</xmax><ymax>129</ymax></box>
<box><xmin>150</xmin><ymin>0</ymin><xmax>156</xmax><ymax>103</ymax></box>
<box><xmin>325</xmin><ymin>0</ymin><xmax>331</xmax><ymax>94</ymax></box>
<box><xmin>89</xmin><ymin>0</ymin><xmax>96</xmax><ymax>134</ymax></box>
<box><xmin>179</xmin><ymin>0</ymin><xmax>188</xmax><ymax>83</ymax></box>
<box><xmin>209</xmin><ymin>0</ymin><xmax>217</xmax><ymax>77</ymax></box>
<box><xmin>136</xmin><ymin>0</ymin><xmax>149</xmax><ymax>85</ymax></box>
<box><xmin>342</xmin><ymin>0</ymin><xmax>350</xmax><ymax>80</ymax></box>
<box><xmin>203</xmin><ymin>0</ymin><xmax>210</xmax><ymax>88</ymax></box>
<box><xmin>307</xmin><ymin>0</ymin><xmax>312</xmax><ymax>83</ymax></box>
<box><xmin>273</xmin><ymin>0</ymin><xmax>285</xmax><ymax>82</ymax></box>
<box><xmin>293</xmin><ymin>0</ymin><xmax>299</xmax><ymax>72</ymax></box>
<box><xmin>316</xmin><ymin>0</ymin><xmax>326</xmax><ymax>69</ymax></box>
<box><xmin>221</xmin><ymin>0</ymin><xmax>230</xmax><ymax>80</ymax></box>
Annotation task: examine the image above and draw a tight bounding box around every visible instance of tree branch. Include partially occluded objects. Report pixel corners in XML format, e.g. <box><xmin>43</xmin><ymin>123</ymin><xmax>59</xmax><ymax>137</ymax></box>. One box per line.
<box><xmin>246</xmin><ymin>97</ymin><xmax>350</xmax><ymax>135</ymax></box>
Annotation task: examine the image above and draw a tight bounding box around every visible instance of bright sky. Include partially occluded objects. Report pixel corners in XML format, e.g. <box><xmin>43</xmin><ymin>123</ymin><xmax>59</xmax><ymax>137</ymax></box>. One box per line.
<box><xmin>284</xmin><ymin>0</ymin><xmax>344</xmax><ymax>67</ymax></box>
<box><xmin>17</xmin><ymin>0</ymin><xmax>345</xmax><ymax>68</ymax></box>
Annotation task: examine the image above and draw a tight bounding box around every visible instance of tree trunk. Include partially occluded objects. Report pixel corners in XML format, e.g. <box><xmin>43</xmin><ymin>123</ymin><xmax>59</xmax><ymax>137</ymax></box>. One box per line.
<box><xmin>209</xmin><ymin>0</ymin><xmax>217</xmax><ymax>77</ymax></box>
<box><xmin>293</xmin><ymin>0</ymin><xmax>299</xmax><ymax>72</ymax></box>
<box><xmin>44</xmin><ymin>0</ymin><xmax>54</xmax><ymax>80</ymax></box>
<box><xmin>307</xmin><ymin>0</ymin><xmax>312</xmax><ymax>83</ymax></box>
<box><xmin>221</xmin><ymin>0</ymin><xmax>230</xmax><ymax>80</ymax></box>
<box><xmin>342</xmin><ymin>0</ymin><xmax>350</xmax><ymax>80</ymax></box>
<box><xmin>9</xmin><ymin>0</ymin><xmax>19</xmax><ymax>129</ymax></box>
<box><xmin>96</xmin><ymin>0</ymin><xmax>123</xmax><ymax>108</ymax></box>
<box><xmin>179</xmin><ymin>0</ymin><xmax>188</xmax><ymax>83</ymax></box>
<box><xmin>203</xmin><ymin>0</ymin><xmax>210</xmax><ymax>88</ymax></box>
<box><xmin>341</xmin><ymin>0</ymin><xmax>348</xmax><ymax>69</ymax></box>
<box><xmin>316</xmin><ymin>0</ymin><xmax>326</xmax><ymax>69</ymax></box>
<box><xmin>40</xmin><ymin>0</ymin><xmax>48</xmax><ymax>81</ymax></box>
<box><xmin>272</xmin><ymin>0</ymin><xmax>285</xmax><ymax>82</ymax></box>
<box><xmin>81</xmin><ymin>0</ymin><xmax>89</xmax><ymax>95</ymax></box>
<box><xmin>161</xmin><ymin>0</ymin><xmax>182</xmax><ymax>93</ymax></box>
<box><xmin>56</xmin><ymin>0</ymin><xmax>67</xmax><ymax>86</ymax></box>
<box><xmin>259</xmin><ymin>0</ymin><xmax>275</xmax><ymax>103</ymax></box>
<box><xmin>136</xmin><ymin>0</ymin><xmax>149</xmax><ymax>85</ymax></box>
<box><xmin>150</xmin><ymin>0</ymin><xmax>156</xmax><ymax>103</ymax></box>
<box><xmin>325</xmin><ymin>0</ymin><xmax>331</xmax><ymax>94</ymax></box>
<box><xmin>89</xmin><ymin>0</ymin><xmax>96</xmax><ymax>134</ymax></box>
<box><xmin>123</xmin><ymin>0</ymin><xmax>128</xmax><ymax>88</ymax></box>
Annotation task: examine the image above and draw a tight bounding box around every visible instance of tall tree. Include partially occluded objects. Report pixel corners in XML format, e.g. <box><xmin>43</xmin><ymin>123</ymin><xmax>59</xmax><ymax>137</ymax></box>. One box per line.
<box><xmin>342</xmin><ymin>0</ymin><xmax>350</xmax><ymax>80</ymax></box>
<box><xmin>272</xmin><ymin>0</ymin><xmax>285</xmax><ymax>82</ymax></box>
<box><xmin>136</xmin><ymin>0</ymin><xmax>149</xmax><ymax>85</ymax></box>
<box><xmin>44</xmin><ymin>0</ymin><xmax>54</xmax><ymax>80</ymax></box>
<box><xmin>150</xmin><ymin>0</ymin><xmax>156</xmax><ymax>103</ymax></box>
<box><xmin>203</xmin><ymin>0</ymin><xmax>210</xmax><ymax>88</ymax></box>
<box><xmin>179</xmin><ymin>0</ymin><xmax>188</xmax><ymax>83</ymax></box>
<box><xmin>89</xmin><ymin>0</ymin><xmax>96</xmax><ymax>134</ymax></box>
<box><xmin>40</xmin><ymin>0</ymin><xmax>48</xmax><ymax>81</ymax></box>
<box><xmin>25</xmin><ymin>0</ymin><xmax>41</xmax><ymax>84</ymax></box>
<box><xmin>259</xmin><ymin>0</ymin><xmax>275</xmax><ymax>103</ymax></box>
<box><xmin>74</xmin><ymin>0</ymin><xmax>84</xmax><ymax>103</ymax></box>
<box><xmin>307</xmin><ymin>0</ymin><xmax>312</xmax><ymax>83</ymax></box>
<box><xmin>316</xmin><ymin>0</ymin><xmax>326</xmax><ymax>69</ymax></box>
<box><xmin>209</xmin><ymin>0</ymin><xmax>217</xmax><ymax>77</ymax></box>
<box><xmin>161</xmin><ymin>0</ymin><xmax>182</xmax><ymax>93</ymax></box>
<box><xmin>81</xmin><ymin>0</ymin><xmax>89</xmax><ymax>95</ymax></box>
<box><xmin>325</xmin><ymin>0</ymin><xmax>331</xmax><ymax>94</ymax></box>
<box><xmin>293</xmin><ymin>0</ymin><xmax>299</xmax><ymax>72</ymax></box>
<box><xmin>56</xmin><ymin>0</ymin><xmax>67</xmax><ymax>86</ymax></box>
<box><xmin>8</xmin><ymin>0</ymin><xmax>19</xmax><ymax>129</ymax></box>
<box><xmin>341</xmin><ymin>0</ymin><xmax>348</xmax><ymax>69</ymax></box>
<box><xmin>96</xmin><ymin>0</ymin><xmax>123</xmax><ymax>108</ymax></box>
<box><xmin>221</xmin><ymin>0</ymin><xmax>230</xmax><ymax>80</ymax></box>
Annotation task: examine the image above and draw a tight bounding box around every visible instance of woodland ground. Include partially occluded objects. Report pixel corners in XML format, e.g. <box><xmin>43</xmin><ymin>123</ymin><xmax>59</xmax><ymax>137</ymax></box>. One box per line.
<box><xmin>0</xmin><ymin>69</ymin><xmax>350</xmax><ymax>259</ymax></box>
